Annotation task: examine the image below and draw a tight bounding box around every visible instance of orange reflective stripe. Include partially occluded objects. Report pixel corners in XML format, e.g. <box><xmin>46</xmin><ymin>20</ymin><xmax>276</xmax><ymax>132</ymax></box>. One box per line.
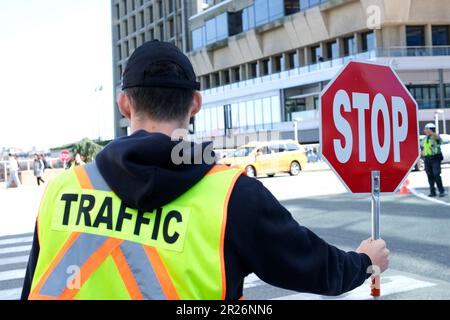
<box><xmin>143</xmin><ymin>246</ymin><xmax>180</xmax><ymax>300</ymax></box>
<box><xmin>220</xmin><ymin>170</ymin><xmax>242</xmax><ymax>300</ymax></box>
<box><xmin>29</xmin><ymin>232</ymin><xmax>81</xmax><ymax>300</ymax></box>
<box><xmin>207</xmin><ymin>165</ymin><xmax>232</xmax><ymax>176</ymax></box>
<box><xmin>59</xmin><ymin>237</ymin><xmax>123</xmax><ymax>300</ymax></box>
<box><xmin>111</xmin><ymin>247</ymin><xmax>143</xmax><ymax>300</ymax></box>
<box><xmin>74</xmin><ymin>166</ymin><xmax>94</xmax><ymax>189</ymax></box>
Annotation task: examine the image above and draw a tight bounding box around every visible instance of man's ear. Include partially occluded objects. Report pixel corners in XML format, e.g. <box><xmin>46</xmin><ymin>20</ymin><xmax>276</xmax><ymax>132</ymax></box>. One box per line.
<box><xmin>118</xmin><ymin>93</ymin><xmax>132</xmax><ymax>120</ymax></box>
<box><xmin>190</xmin><ymin>91</ymin><xmax>202</xmax><ymax>118</ymax></box>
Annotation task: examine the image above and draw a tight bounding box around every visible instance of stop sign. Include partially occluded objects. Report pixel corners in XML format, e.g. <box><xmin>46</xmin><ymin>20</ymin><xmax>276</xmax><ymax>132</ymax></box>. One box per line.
<box><xmin>320</xmin><ymin>61</ymin><xmax>419</xmax><ymax>193</ymax></box>
<box><xmin>59</xmin><ymin>150</ymin><xmax>71</xmax><ymax>163</ymax></box>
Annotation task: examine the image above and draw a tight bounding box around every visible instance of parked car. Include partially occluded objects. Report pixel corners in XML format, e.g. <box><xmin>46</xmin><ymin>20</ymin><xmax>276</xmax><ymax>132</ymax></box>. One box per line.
<box><xmin>219</xmin><ymin>140</ymin><xmax>307</xmax><ymax>178</ymax></box>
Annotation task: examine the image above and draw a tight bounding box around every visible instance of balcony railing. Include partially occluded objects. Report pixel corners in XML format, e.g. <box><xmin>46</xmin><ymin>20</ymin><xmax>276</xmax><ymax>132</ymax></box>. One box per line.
<box><xmin>202</xmin><ymin>46</ymin><xmax>450</xmax><ymax>97</ymax></box>
<box><xmin>202</xmin><ymin>51</ymin><xmax>377</xmax><ymax>96</ymax></box>
<box><xmin>376</xmin><ymin>46</ymin><xmax>450</xmax><ymax>57</ymax></box>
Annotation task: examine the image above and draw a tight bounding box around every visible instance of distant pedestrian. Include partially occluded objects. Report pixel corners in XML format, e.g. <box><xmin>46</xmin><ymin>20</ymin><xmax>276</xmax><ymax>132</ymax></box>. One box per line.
<box><xmin>6</xmin><ymin>153</ymin><xmax>21</xmax><ymax>188</ymax></box>
<box><xmin>422</xmin><ymin>123</ymin><xmax>446</xmax><ymax>197</ymax></box>
<box><xmin>40</xmin><ymin>154</ymin><xmax>51</xmax><ymax>172</ymax></box>
<box><xmin>33</xmin><ymin>154</ymin><xmax>45</xmax><ymax>186</ymax></box>
<box><xmin>71</xmin><ymin>153</ymin><xmax>85</xmax><ymax>168</ymax></box>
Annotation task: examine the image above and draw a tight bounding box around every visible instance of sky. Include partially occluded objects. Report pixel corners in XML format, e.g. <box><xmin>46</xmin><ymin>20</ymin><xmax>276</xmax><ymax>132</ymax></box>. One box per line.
<box><xmin>0</xmin><ymin>0</ymin><xmax>114</xmax><ymax>151</ymax></box>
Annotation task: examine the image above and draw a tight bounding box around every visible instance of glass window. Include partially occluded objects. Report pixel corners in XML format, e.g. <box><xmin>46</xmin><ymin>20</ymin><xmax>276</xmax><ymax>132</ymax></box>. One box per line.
<box><xmin>268</xmin><ymin>0</ymin><xmax>284</xmax><ymax>20</ymax></box>
<box><xmin>287</xmin><ymin>51</ymin><xmax>298</xmax><ymax>69</ymax></box>
<box><xmin>254</xmin><ymin>0</ymin><xmax>269</xmax><ymax>26</ymax></box>
<box><xmin>224</xmin><ymin>70</ymin><xmax>230</xmax><ymax>84</ymax></box>
<box><xmin>216</xmin><ymin>13</ymin><xmax>228</xmax><ymax>41</ymax></box>
<box><xmin>273</xmin><ymin>55</ymin><xmax>282</xmax><ymax>72</ymax></box>
<box><xmin>239</xmin><ymin>102</ymin><xmax>247</xmax><ymax>128</ymax></box>
<box><xmin>311</xmin><ymin>45</ymin><xmax>322</xmax><ymax>63</ymax></box>
<box><xmin>249</xmin><ymin>62</ymin><xmax>258</xmax><ymax>78</ymax></box>
<box><xmin>246</xmin><ymin>101</ymin><xmax>255</xmax><ymax>127</ymax></box>
<box><xmin>261</xmin><ymin>59</ymin><xmax>270</xmax><ymax>76</ymax></box>
<box><xmin>231</xmin><ymin>103</ymin><xmax>239</xmax><ymax>128</ymax></box>
<box><xmin>344</xmin><ymin>36</ymin><xmax>356</xmax><ymax>55</ymax></box>
<box><xmin>327</xmin><ymin>41</ymin><xmax>339</xmax><ymax>59</ymax></box>
<box><xmin>196</xmin><ymin>110</ymin><xmax>205</xmax><ymax>133</ymax></box>
<box><xmin>287</xmin><ymin>144</ymin><xmax>299</xmax><ymax>151</ymax></box>
<box><xmin>205</xmin><ymin>18</ymin><xmax>217</xmax><ymax>44</ymax></box>
<box><xmin>192</xmin><ymin>27</ymin><xmax>204</xmax><ymax>50</ymax></box>
<box><xmin>233</xmin><ymin>67</ymin><xmax>240</xmax><ymax>82</ymax></box>
<box><xmin>211</xmin><ymin>107</ymin><xmax>219</xmax><ymax>131</ymax></box>
<box><xmin>262</xmin><ymin>97</ymin><xmax>272</xmax><ymax>125</ymax></box>
<box><xmin>300</xmin><ymin>0</ymin><xmax>309</xmax><ymax>10</ymax></box>
<box><xmin>432</xmin><ymin>26</ymin><xmax>450</xmax><ymax>46</ymax></box>
<box><xmin>204</xmin><ymin>108</ymin><xmax>212</xmax><ymax>133</ymax></box>
<box><xmin>254</xmin><ymin>99</ymin><xmax>263</xmax><ymax>125</ymax></box>
<box><xmin>242</xmin><ymin>5</ymin><xmax>255</xmax><ymax>31</ymax></box>
<box><xmin>406</xmin><ymin>26</ymin><xmax>425</xmax><ymax>47</ymax></box>
<box><xmin>285</xmin><ymin>0</ymin><xmax>300</xmax><ymax>15</ymax></box>
<box><xmin>228</xmin><ymin>11</ymin><xmax>242</xmax><ymax>36</ymax></box>
<box><xmin>271</xmin><ymin>96</ymin><xmax>281</xmax><ymax>123</ymax></box>
<box><xmin>362</xmin><ymin>31</ymin><xmax>375</xmax><ymax>51</ymax></box>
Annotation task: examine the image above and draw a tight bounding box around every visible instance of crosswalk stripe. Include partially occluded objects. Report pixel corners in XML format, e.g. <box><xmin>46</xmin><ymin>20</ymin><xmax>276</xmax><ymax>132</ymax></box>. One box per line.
<box><xmin>0</xmin><ymin>237</ymin><xmax>33</xmax><ymax>246</ymax></box>
<box><xmin>0</xmin><ymin>269</ymin><xmax>26</xmax><ymax>282</ymax></box>
<box><xmin>0</xmin><ymin>256</ymin><xmax>29</xmax><ymax>266</ymax></box>
<box><xmin>0</xmin><ymin>245</ymin><xmax>31</xmax><ymax>255</ymax></box>
<box><xmin>273</xmin><ymin>275</ymin><xmax>436</xmax><ymax>300</ymax></box>
<box><xmin>0</xmin><ymin>287</ymin><xmax>22</xmax><ymax>300</ymax></box>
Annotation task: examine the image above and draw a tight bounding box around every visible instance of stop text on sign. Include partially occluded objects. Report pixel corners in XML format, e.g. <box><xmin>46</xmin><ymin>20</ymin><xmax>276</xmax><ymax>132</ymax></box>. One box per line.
<box><xmin>333</xmin><ymin>89</ymin><xmax>408</xmax><ymax>164</ymax></box>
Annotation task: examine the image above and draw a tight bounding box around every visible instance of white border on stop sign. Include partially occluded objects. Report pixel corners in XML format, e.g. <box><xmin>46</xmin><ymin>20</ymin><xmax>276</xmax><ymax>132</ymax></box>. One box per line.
<box><xmin>318</xmin><ymin>59</ymin><xmax>421</xmax><ymax>195</ymax></box>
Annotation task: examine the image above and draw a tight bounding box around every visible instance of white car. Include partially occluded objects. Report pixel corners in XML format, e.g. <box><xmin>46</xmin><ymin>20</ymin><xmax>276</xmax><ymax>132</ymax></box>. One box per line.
<box><xmin>440</xmin><ymin>134</ymin><xmax>450</xmax><ymax>163</ymax></box>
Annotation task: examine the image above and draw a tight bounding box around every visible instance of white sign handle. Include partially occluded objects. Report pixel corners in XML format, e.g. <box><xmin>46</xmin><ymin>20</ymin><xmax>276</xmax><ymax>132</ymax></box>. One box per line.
<box><xmin>371</xmin><ymin>170</ymin><xmax>381</xmax><ymax>297</ymax></box>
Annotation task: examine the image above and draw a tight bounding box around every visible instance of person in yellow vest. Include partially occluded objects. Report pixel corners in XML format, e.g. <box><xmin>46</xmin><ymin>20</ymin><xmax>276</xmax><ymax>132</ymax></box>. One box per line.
<box><xmin>422</xmin><ymin>123</ymin><xmax>446</xmax><ymax>197</ymax></box>
<box><xmin>21</xmin><ymin>41</ymin><xmax>389</xmax><ymax>300</ymax></box>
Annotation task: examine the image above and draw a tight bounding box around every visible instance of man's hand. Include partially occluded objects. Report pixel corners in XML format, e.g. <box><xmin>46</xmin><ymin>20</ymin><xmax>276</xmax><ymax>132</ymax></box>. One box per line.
<box><xmin>356</xmin><ymin>238</ymin><xmax>389</xmax><ymax>273</ymax></box>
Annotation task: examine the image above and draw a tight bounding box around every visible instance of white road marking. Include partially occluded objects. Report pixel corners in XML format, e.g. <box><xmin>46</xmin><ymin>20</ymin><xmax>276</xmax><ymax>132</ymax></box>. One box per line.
<box><xmin>0</xmin><ymin>245</ymin><xmax>31</xmax><ymax>255</ymax></box>
<box><xmin>274</xmin><ymin>275</ymin><xmax>436</xmax><ymax>300</ymax></box>
<box><xmin>409</xmin><ymin>188</ymin><xmax>450</xmax><ymax>207</ymax></box>
<box><xmin>0</xmin><ymin>287</ymin><xmax>22</xmax><ymax>300</ymax></box>
<box><xmin>0</xmin><ymin>255</ymin><xmax>29</xmax><ymax>266</ymax></box>
<box><xmin>0</xmin><ymin>237</ymin><xmax>33</xmax><ymax>246</ymax></box>
<box><xmin>0</xmin><ymin>269</ymin><xmax>26</xmax><ymax>282</ymax></box>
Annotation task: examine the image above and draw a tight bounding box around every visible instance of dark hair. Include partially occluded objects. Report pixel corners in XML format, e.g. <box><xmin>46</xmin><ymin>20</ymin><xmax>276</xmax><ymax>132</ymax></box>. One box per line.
<box><xmin>124</xmin><ymin>62</ymin><xmax>195</xmax><ymax>121</ymax></box>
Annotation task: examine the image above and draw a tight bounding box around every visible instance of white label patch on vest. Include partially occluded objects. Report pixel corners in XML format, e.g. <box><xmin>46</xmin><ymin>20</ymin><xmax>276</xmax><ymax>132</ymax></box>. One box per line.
<box><xmin>51</xmin><ymin>191</ymin><xmax>190</xmax><ymax>252</ymax></box>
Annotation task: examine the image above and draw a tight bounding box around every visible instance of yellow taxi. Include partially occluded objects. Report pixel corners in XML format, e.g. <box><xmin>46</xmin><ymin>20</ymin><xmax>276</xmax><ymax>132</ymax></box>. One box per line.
<box><xmin>219</xmin><ymin>140</ymin><xmax>307</xmax><ymax>178</ymax></box>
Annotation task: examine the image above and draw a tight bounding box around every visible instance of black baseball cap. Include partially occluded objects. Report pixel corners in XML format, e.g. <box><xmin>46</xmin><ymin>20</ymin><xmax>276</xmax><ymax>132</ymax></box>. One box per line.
<box><xmin>122</xmin><ymin>40</ymin><xmax>200</xmax><ymax>91</ymax></box>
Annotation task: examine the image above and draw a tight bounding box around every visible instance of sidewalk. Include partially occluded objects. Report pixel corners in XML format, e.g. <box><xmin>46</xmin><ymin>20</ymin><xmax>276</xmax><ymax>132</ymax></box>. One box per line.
<box><xmin>0</xmin><ymin>185</ymin><xmax>45</xmax><ymax>237</ymax></box>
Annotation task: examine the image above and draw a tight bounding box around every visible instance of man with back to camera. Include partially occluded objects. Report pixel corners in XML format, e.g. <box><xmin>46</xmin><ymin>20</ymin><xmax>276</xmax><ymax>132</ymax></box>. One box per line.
<box><xmin>422</xmin><ymin>123</ymin><xmax>446</xmax><ymax>197</ymax></box>
<box><xmin>22</xmin><ymin>40</ymin><xmax>389</xmax><ymax>300</ymax></box>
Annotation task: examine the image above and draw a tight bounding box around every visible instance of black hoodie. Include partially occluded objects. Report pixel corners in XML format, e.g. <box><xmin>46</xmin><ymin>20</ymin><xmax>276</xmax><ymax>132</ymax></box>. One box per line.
<box><xmin>21</xmin><ymin>130</ymin><xmax>371</xmax><ymax>300</ymax></box>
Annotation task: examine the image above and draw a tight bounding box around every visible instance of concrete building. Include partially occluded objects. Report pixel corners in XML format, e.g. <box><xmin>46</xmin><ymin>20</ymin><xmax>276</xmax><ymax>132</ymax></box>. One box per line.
<box><xmin>111</xmin><ymin>0</ymin><xmax>204</xmax><ymax>137</ymax></box>
<box><xmin>187</xmin><ymin>0</ymin><xmax>450</xmax><ymax>147</ymax></box>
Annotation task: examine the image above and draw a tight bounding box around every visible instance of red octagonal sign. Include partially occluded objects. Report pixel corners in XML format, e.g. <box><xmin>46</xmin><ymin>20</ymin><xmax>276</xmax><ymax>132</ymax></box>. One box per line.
<box><xmin>320</xmin><ymin>61</ymin><xmax>420</xmax><ymax>193</ymax></box>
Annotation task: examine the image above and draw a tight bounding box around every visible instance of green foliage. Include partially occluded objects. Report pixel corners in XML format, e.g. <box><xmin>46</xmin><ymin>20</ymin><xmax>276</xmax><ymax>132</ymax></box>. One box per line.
<box><xmin>71</xmin><ymin>138</ymin><xmax>103</xmax><ymax>163</ymax></box>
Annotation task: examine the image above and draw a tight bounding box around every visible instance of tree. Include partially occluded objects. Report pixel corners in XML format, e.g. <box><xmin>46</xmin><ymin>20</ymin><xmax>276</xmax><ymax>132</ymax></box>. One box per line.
<box><xmin>71</xmin><ymin>138</ymin><xmax>103</xmax><ymax>163</ymax></box>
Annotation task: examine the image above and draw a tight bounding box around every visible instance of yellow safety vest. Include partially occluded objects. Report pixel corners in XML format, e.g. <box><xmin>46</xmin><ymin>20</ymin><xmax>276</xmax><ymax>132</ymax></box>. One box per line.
<box><xmin>29</xmin><ymin>163</ymin><xmax>242</xmax><ymax>300</ymax></box>
<box><xmin>423</xmin><ymin>136</ymin><xmax>441</xmax><ymax>157</ymax></box>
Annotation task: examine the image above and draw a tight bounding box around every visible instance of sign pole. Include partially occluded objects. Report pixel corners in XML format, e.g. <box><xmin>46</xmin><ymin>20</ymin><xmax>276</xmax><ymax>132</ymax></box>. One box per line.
<box><xmin>371</xmin><ymin>170</ymin><xmax>381</xmax><ymax>297</ymax></box>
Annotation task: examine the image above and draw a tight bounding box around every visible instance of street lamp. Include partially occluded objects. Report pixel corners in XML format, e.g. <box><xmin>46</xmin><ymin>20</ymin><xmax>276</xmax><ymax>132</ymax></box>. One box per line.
<box><xmin>435</xmin><ymin>109</ymin><xmax>446</xmax><ymax>135</ymax></box>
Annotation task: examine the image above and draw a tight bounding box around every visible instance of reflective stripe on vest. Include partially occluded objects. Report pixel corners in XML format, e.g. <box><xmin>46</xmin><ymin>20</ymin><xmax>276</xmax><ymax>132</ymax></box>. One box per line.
<box><xmin>29</xmin><ymin>163</ymin><xmax>242</xmax><ymax>300</ymax></box>
<box><xmin>423</xmin><ymin>137</ymin><xmax>441</xmax><ymax>156</ymax></box>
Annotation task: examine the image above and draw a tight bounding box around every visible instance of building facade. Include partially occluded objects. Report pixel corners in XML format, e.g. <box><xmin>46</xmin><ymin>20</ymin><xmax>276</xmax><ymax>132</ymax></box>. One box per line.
<box><xmin>111</xmin><ymin>0</ymin><xmax>204</xmax><ymax>137</ymax></box>
<box><xmin>112</xmin><ymin>0</ymin><xmax>450</xmax><ymax>146</ymax></box>
<box><xmin>187</xmin><ymin>0</ymin><xmax>450</xmax><ymax>147</ymax></box>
